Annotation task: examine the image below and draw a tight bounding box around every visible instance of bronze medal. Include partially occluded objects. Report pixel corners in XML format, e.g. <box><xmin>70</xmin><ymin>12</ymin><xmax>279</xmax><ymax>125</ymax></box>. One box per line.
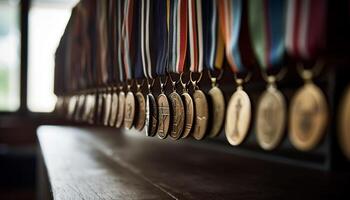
<box><xmin>181</xmin><ymin>92</ymin><xmax>194</xmax><ymax>138</ymax></box>
<box><xmin>135</xmin><ymin>92</ymin><xmax>146</xmax><ymax>130</ymax></box>
<box><xmin>289</xmin><ymin>82</ymin><xmax>328</xmax><ymax>151</ymax></box>
<box><xmin>115</xmin><ymin>91</ymin><xmax>125</xmax><ymax>128</ymax></box>
<box><xmin>87</xmin><ymin>93</ymin><xmax>97</xmax><ymax>124</ymax></box>
<box><xmin>67</xmin><ymin>95</ymin><xmax>78</xmax><ymax>120</ymax></box>
<box><xmin>192</xmin><ymin>90</ymin><xmax>209</xmax><ymax>140</ymax></box>
<box><xmin>124</xmin><ymin>91</ymin><xmax>136</xmax><ymax>129</ymax></box>
<box><xmin>339</xmin><ymin>86</ymin><xmax>350</xmax><ymax>160</ymax></box>
<box><xmin>103</xmin><ymin>91</ymin><xmax>112</xmax><ymax>126</ymax></box>
<box><xmin>157</xmin><ymin>93</ymin><xmax>171</xmax><ymax>139</ymax></box>
<box><xmin>225</xmin><ymin>86</ymin><xmax>251</xmax><ymax>146</ymax></box>
<box><xmin>256</xmin><ymin>84</ymin><xmax>286</xmax><ymax>150</ymax></box>
<box><xmin>145</xmin><ymin>93</ymin><xmax>158</xmax><ymax>136</ymax></box>
<box><xmin>208</xmin><ymin>86</ymin><xmax>225</xmax><ymax>138</ymax></box>
<box><xmin>108</xmin><ymin>91</ymin><xmax>119</xmax><ymax>127</ymax></box>
<box><xmin>82</xmin><ymin>94</ymin><xmax>92</xmax><ymax>122</ymax></box>
<box><xmin>169</xmin><ymin>91</ymin><xmax>185</xmax><ymax>140</ymax></box>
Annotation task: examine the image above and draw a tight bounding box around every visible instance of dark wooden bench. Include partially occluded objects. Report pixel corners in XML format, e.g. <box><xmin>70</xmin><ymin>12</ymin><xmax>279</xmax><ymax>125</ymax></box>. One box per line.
<box><xmin>37</xmin><ymin>125</ymin><xmax>350</xmax><ymax>199</ymax></box>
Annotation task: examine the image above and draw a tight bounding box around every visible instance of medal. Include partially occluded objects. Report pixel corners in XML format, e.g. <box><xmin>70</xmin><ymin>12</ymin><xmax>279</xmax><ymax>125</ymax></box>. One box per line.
<box><xmin>168</xmin><ymin>77</ymin><xmax>185</xmax><ymax>140</ymax></box>
<box><xmin>102</xmin><ymin>87</ymin><xmax>112</xmax><ymax>126</ymax></box>
<box><xmin>285</xmin><ymin>1</ymin><xmax>328</xmax><ymax>151</ymax></box>
<box><xmin>207</xmin><ymin>76</ymin><xmax>225</xmax><ymax>138</ymax></box>
<box><xmin>67</xmin><ymin>95</ymin><xmax>78</xmax><ymax>120</ymax></box>
<box><xmin>115</xmin><ymin>86</ymin><xmax>125</xmax><ymax>128</ymax></box>
<box><xmin>157</xmin><ymin>78</ymin><xmax>171</xmax><ymax>139</ymax></box>
<box><xmin>248</xmin><ymin>0</ymin><xmax>287</xmax><ymax>150</ymax></box>
<box><xmin>134</xmin><ymin>81</ymin><xmax>146</xmax><ymax>131</ymax></box>
<box><xmin>124</xmin><ymin>83</ymin><xmax>136</xmax><ymax>129</ymax></box>
<box><xmin>108</xmin><ymin>87</ymin><xmax>119</xmax><ymax>127</ymax></box>
<box><xmin>220</xmin><ymin>0</ymin><xmax>256</xmax><ymax>145</ymax></box>
<box><xmin>192</xmin><ymin>81</ymin><xmax>209</xmax><ymax>140</ymax></box>
<box><xmin>339</xmin><ymin>86</ymin><xmax>350</xmax><ymax>160</ymax></box>
<box><xmin>180</xmin><ymin>74</ymin><xmax>194</xmax><ymax>139</ymax></box>
<box><xmin>145</xmin><ymin>80</ymin><xmax>158</xmax><ymax>137</ymax></box>
<box><xmin>74</xmin><ymin>93</ymin><xmax>86</xmax><ymax>122</ymax></box>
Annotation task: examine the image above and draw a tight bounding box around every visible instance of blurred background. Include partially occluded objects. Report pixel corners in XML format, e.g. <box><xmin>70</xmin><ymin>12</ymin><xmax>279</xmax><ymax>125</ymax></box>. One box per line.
<box><xmin>0</xmin><ymin>0</ymin><xmax>76</xmax><ymax>199</ymax></box>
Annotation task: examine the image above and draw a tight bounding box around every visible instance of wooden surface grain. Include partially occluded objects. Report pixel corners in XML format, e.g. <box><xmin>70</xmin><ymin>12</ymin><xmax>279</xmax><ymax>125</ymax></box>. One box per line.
<box><xmin>38</xmin><ymin>126</ymin><xmax>350</xmax><ymax>200</ymax></box>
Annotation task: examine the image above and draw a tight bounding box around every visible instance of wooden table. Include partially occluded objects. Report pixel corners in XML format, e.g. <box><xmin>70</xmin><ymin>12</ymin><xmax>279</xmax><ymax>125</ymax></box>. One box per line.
<box><xmin>37</xmin><ymin>125</ymin><xmax>350</xmax><ymax>200</ymax></box>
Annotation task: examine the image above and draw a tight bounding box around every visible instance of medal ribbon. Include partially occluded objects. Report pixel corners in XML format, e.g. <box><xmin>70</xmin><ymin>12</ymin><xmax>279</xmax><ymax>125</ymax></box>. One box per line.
<box><xmin>285</xmin><ymin>0</ymin><xmax>327</xmax><ymax>60</ymax></box>
<box><xmin>96</xmin><ymin>0</ymin><xmax>108</xmax><ymax>85</ymax></box>
<box><xmin>248</xmin><ymin>0</ymin><xmax>286</xmax><ymax>70</ymax></box>
<box><xmin>188</xmin><ymin>0</ymin><xmax>203</xmax><ymax>73</ymax></box>
<box><xmin>168</xmin><ymin>0</ymin><xmax>188</xmax><ymax>74</ymax></box>
<box><xmin>117</xmin><ymin>0</ymin><xmax>125</xmax><ymax>83</ymax></box>
<box><xmin>202</xmin><ymin>0</ymin><xmax>224</xmax><ymax>71</ymax></box>
<box><xmin>154</xmin><ymin>0</ymin><xmax>168</xmax><ymax>76</ymax></box>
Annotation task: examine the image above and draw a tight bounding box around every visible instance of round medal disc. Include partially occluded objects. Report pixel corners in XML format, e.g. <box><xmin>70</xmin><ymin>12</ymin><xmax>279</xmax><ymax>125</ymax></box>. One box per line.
<box><xmin>87</xmin><ymin>94</ymin><xmax>97</xmax><ymax>124</ymax></box>
<box><xmin>135</xmin><ymin>92</ymin><xmax>146</xmax><ymax>131</ymax></box>
<box><xmin>109</xmin><ymin>92</ymin><xmax>119</xmax><ymax>127</ymax></box>
<box><xmin>74</xmin><ymin>94</ymin><xmax>86</xmax><ymax>122</ymax></box>
<box><xmin>256</xmin><ymin>86</ymin><xmax>286</xmax><ymax>150</ymax></box>
<box><xmin>115</xmin><ymin>91</ymin><xmax>125</xmax><ymax>128</ymax></box>
<box><xmin>67</xmin><ymin>95</ymin><xmax>78</xmax><ymax>120</ymax></box>
<box><xmin>289</xmin><ymin>82</ymin><xmax>328</xmax><ymax>151</ymax></box>
<box><xmin>208</xmin><ymin>86</ymin><xmax>225</xmax><ymax>138</ymax></box>
<box><xmin>225</xmin><ymin>87</ymin><xmax>251</xmax><ymax>146</ymax></box>
<box><xmin>124</xmin><ymin>91</ymin><xmax>136</xmax><ymax>129</ymax></box>
<box><xmin>339</xmin><ymin>86</ymin><xmax>350</xmax><ymax>160</ymax></box>
<box><xmin>82</xmin><ymin>94</ymin><xmax>92</xmax><ymax>122</ymax></box>
<box><xmin>157</xmin><ymin>93</ymin><xmax>171</xmax><ymax>139</ymax></box>
<box><xmin>181</xmin><ymin>92</ymin><xmax>194</xmax><ymax>138</ymax></box>
<box><xmin>145</xmin><ymin>93</ymin><xmax>158</xmax><ymax>137</ymax></box>
<box><xmin>169</xmin><ymin>92</ymin><xmax>185</xmax><ymax>140</ymax></box>
<box><xmin>103</xmin><ymin>92</ymin><xmax>112</xmax><ymax>126</ymax></box>
<box><xmin>192</xmin><ymin>90</ymin><xmax>209</xmax><ymax>140</ymax></box>
<box><xmin>96</xmin><ymin>92</ymin><xmax>104</xmax><ymax>124</ymax></box>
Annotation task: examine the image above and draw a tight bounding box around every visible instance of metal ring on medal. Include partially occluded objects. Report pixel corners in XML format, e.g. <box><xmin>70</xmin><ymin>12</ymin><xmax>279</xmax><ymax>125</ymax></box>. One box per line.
<box><xmin>145</xmin><ymin>94</ymin><xmax>158</xmax><ymax>137</ymax></box>
<box><xmin>192</xmin><ymin>90</ymin><xmax>209</xmax><ymax>140</ymax></box>
<box><xmin>339</xmin><ymin>86</ymin><xmax>350</xmax><ymax>160</ymax></box>
<box><xmin>124</xmin><ymin>91</ymin><xmax>136</xmax><ymax>129</ymax></box>
<box><xmin>225</xmin><ymin>88</ymin><xmax>251</xmax><ymax>146</ymax></box>
<box><xmin>109</xmin><ymin>92</ymin><xmax>119</xmax><ymax>127</ymax></box>
<box><xmin>208</xmin><ymin>86</ymin><xmax>225</xmax><ymax>138</ymax></box>
<box><xmin>116</xmin><ymin>91</ymin><xmax>125</xmax><ymax>128</ymax></box>
<box><xmin>157</xmin><ymin>93</ymin><xmax>170</xmax><ymax>139</ymax></box>
<box><xmin>289</xmin><ymin>83</ymin><xmax>328</xmax><ymax>151</ymax></box>
<box><xmin>181</xmin><ymin>92</ymin><xmax>194</xmax><ymax>138</ymax></box>
<box><xmin>256</xmin><ymin>86</ymin><xmax>286</xmax><ymax>150</ymax></box>
<box><xmin>169</xmin><ymin>92</ymin><xmax>185</xmax><ymax>140</ymax></box>
<box><xmin>103</xmin><ymin>93</ymin><xmax>112</xmax><ymax>126</ymax></box>
<box><xmin>135</xmin><ymin>92</ymin><xmax>146</xmax><ymax>131</ymax></box>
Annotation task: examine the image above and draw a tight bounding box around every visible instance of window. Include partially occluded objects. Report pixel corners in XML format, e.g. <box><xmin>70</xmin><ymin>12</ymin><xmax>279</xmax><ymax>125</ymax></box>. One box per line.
<box><xmin>0</xmin><ymin>1</ymin><xmax>20</xmax><ymax>111</ymax></box>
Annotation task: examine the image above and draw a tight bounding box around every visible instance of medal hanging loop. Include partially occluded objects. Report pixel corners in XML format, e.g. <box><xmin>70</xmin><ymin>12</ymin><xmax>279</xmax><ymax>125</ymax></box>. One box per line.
<box><xmin>159</xmin><ymin>76</ymin><xmax>168</xmax><ymax>94</ymax></box>
<box><xmin>189</xmin><ymin>71</ymin><xmax>203</xmax><ymax>90</ymax></box>
<box><xmin>296</xmin><ymin>60</ymin><xmax>325</xmax><ymax>82</ymax></box>
<box><xmin>179</xmin><ymin>72</ymin><xmax>190</xmax><ymax>92</ymax></box>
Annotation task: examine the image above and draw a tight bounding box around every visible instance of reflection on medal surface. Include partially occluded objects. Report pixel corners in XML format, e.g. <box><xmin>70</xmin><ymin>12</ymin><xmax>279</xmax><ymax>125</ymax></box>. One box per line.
<box><xmin>192</xmin><ymin>90</ymin><xmax>209</xmax><ymax>140</ymax></box>
<box><xmin>256</xmin><ymin>85</ymin><xmax>286</xmax><ymax>150</ymax></box>
<box><xmin>157</xmin><ymin>94</ymin><xmax>170</xmax><ymax>139</ymax></box>
<box><xmin>169</xmin><ymin>92</ymin><xmax>185</xmax><ymax>140</ymax></box>
<box><xmin>225</xmin><ymin>87</ymin><xmax>251</xmax><ymax>146</ymax></box>
<box><xmin>124</xmin><ymin>91</ymin><xmax>135</xmax><ymax>129</ymax></box>
<box><xmin>103</xmin><ymin>93</ymin><xmax>112</xmax><ymax>126</ymax></box>
<box><xmin>289</xmin><ymin>82</ymin><xmax>328</xmax><ymax>151</ymax></box>
<box><xmin>339</xmin><ymin>86</ymin><xmax>350</xmax><ymax>160</ymax></box>
<box><xmin>135</xmin><ymin>92</ymin><xmax>146</xmax><ymax>131</ymax></box>
<box><xmin>208</xmin><ymin>86</ymin><xmax>225</xmax><ymax>138</ymax></box>
<box><xmin>115</xmin><ymin>91</ymin><xmax>125</xmax><ymax>128</ymax></box>
<box><xmin>182</xmin><ymin>92</ymin><xmax>194</xmax><ymax>138</ymax></box>
<box><xmin>145</xmin><ymin>94</ymin><xmax>158</xmax><ymax>137</ymax></box>
<box><xmin>109</xmin><ymin>92</ymin><xmax>119</xmax><ymax>127</ymax></box>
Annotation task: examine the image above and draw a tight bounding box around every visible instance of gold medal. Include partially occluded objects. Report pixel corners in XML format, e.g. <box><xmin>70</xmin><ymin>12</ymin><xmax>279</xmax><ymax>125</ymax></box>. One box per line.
<box><xmin>225</xmin><ymin>80</ymin><xmax>251</xmax><ymax>146</ymax></box>
<box><xmin>181</xmin><ymin>92</ymin><xmax>194</xmax><ymax>138</ymax></box>
<box><xmin>87</xmin><ymin>93</ymin><xmax>97</xmax><ymax>124</ymax></box>
<box><xmin>192</xmin><ymin>89</ymin><xmax>209</xmax><ymax>140</ymax></box>
<box><xmin>135</xmin><ymin>91</ymin><xmax>146</xmax><ymax>131</ymax></box>
<box><xmin>124</xmin><ymin>90</ymin><xmax>136</xmax><ymax>129</ymax></box>
<box><xmin>207</xmin><ymin>76</ymin><xmax>225</xmax><ymax>138</ymax></box>
<box><xmin>82</xmin><ymin>93</ymin><xmax>92</xmax><ymax>122</ymax></box>
<box><xmin>157</xmin><ymin>93</ymin><xmax>170</xmax><ymax>139</ymax></box>
<box><xmin>339</xmin><ymin>86</ymin><xmax>350</xmax><ymax>160</ymax></box>
<box><xmin>145</xmin><ymin>93</ymin><xmax>158</xmax><ymax>136</ymax></box>
<box><xmin>169</xmin><ymin>91</ymin><xmax>185</xmax><ymax>140</ymax></box>
<box><xmin>115</xmin><ymin>89</ymin><xmax>125</xmax><ymax>128</ymax></box>
<box><xmin>103</xmin><ymin>88</ymin><xmax>112</xmax><ymax>126</ymax></box>
<box><xmin>289</xmin><ymin>71</ymin><xmax>328</xmax><ymax>151</ymax></box>
<box><xmin>108</xmin><ymin>88</ymin><xmax>119</xmax><ymax>127</ymax></box>
<box><xmin>256</xmin><ymin>77</ymin><xmax>286</xmax><ymax>150</ymax></box>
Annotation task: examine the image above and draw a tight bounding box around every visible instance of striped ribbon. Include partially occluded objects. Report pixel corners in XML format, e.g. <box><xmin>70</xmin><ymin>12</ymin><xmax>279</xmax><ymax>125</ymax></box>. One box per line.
<box><xmin>168</xmin><ymin>0</ymin><xmax>188</xmax><ymax>74</ymax></box>
<box><xmin>285</xmin><ymin>0</ymin><xmax>327</xmax><ymax>60</ymax></box>
<box><xmin>154</xmin><ymin>0</ymin><xmax>168</xmax><ymax>76</ymax></box>
<box><xmin>248</xmin><ymin>0</ymin><xmax>286</xmax><ymax>70</ymax></box>
<box><xmin>96</xmin><ymin>0</ymin><xmax>108</xmax><ymax>85</ymax></box>
<box><xmin>202</xmin><ymin>0</ymin><xmax>224</xmax><ymax>71</ymax></box>
<box><xmin>117</xmin><ymin>0</ymin><xmax>125</xmax><ymax>82</ymax></box>
<box><xmin>188</xmin><ymin>0</ymin><xmax>203</xmax><ymax>73</ymax></box>
<box><xmin>122</xmin><ymin>0</ymin><xmax>136</xmax><ymax>80</ymax></box>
